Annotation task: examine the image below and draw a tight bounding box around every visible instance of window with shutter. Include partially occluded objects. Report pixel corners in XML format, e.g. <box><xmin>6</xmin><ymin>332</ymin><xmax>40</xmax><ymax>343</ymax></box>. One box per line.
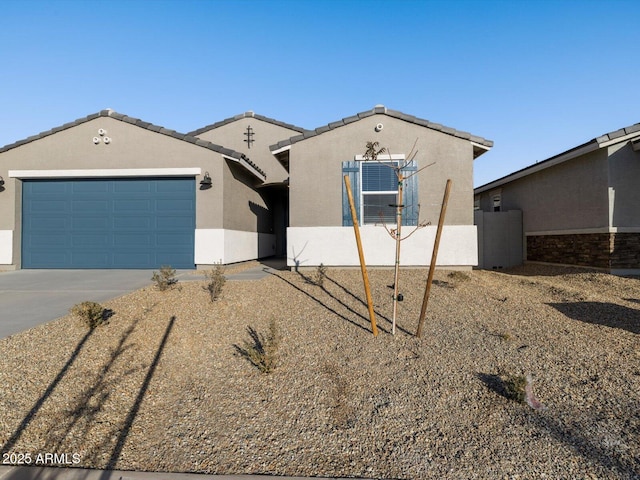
<box><xmin>342</xmin><ymin>160</ymin><xmax>418</xmax><ymax>227</ymax></box>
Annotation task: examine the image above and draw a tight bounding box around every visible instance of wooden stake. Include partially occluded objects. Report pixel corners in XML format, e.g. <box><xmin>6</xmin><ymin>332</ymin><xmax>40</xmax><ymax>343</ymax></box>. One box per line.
<box><xmin>344</xmin><ymin>175</ymin><xmax>378</xmax><ymax>336</ymax></box>
<box><xmin>391</xmin><ymin>171</ymin><xmax>403</xmax><ymax>335</ymax></box>
<box><xmin>416</xmin><ymin>179</ymin><xmax>452</xmax><ymax>338</ymax></box>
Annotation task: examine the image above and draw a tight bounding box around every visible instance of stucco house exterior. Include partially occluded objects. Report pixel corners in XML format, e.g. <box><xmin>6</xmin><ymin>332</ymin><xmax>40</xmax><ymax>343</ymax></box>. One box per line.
<box><xmin>270</xmin><ymin>105</ymin><xmax>493</xmax><ymax>269</ymax></box>
<box><xmin>474</xmin><ymin>122</ymin><xmax>640</xmax><ymax>275</ymax></box>
<box><xmin>0</xmin><ymin>110</ymin><xmax>274</xmax><ymax>269</ymax></box>
<box><xmin>0</xmin><ymin>106</ymin><xmax>492</xmax><ymax>270</ymax></box>
<box><xmin>187</xmin><ymin>111</ymin><xmax>308</xmax><ymax>258</ymax></box>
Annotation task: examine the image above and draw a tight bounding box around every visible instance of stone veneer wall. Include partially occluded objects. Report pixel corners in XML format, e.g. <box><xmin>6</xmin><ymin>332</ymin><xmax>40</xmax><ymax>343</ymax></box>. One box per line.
<box><xmin>611</xmin><ymin>233</ymin><xmax>640</xmax><ymax>269</ymax></box>
<box><xmin>527</xmin><ymin>233</ymin><xmax>640</xmax><ymax>270</ymax></box>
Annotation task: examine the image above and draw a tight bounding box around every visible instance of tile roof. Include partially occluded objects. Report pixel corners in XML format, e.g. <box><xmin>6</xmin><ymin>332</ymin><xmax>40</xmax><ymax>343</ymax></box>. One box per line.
<box><xmin>269</xmin><ymin>105</ymin><xmax>494</xmax><ymax>152</ymax></box>
<box><xmin>0</xmin><ymin>109</ymin><xmax>267</xmax><ymax>180</ymax></box>
<box><xmin>595</xmin><ymin>122</ymin><xmax>640</xmax><ymax>143</ymax></box>
<box><xmin>188</xmin><ymin>111</ymin><xmax>309</xmax><ymax>136</ymax></box>
<box><xmin>475</xmin><ymin>121</ymin><xmax>640</xmax><ymax>193</ymax></box>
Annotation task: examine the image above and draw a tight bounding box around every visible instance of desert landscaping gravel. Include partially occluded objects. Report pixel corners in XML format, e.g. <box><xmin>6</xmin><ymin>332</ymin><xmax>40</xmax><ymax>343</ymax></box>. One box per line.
<box><xmin>1</xmin><ymin>263</ymin><xmax>639</xmax><ymax>479</ymax></box>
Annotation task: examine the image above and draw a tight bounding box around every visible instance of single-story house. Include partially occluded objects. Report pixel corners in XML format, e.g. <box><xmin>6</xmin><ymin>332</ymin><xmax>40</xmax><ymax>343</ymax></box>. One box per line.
<box><xmin>474</xmin><ymin>122</ymin><xmax>640</xmax><ymax>275</ymax></box>
<box><xmin>0</xmin><ymin>106</ymin><xmax>493</xmax><ymax>270</ymax></box>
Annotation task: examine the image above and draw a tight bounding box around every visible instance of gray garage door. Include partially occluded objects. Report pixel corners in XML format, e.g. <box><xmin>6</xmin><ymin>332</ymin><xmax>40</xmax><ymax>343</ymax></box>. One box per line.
<box><xmin>22</xmin><ymin>178</ymin><xmax>195</xmax><ymax>269</ymax></box>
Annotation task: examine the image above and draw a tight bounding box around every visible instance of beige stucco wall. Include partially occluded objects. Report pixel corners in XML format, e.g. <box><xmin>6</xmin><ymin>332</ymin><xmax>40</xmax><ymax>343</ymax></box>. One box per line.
<box><xmin>194</xmin><ymin>117</ymin><xmax>299</xmax><ymax>184</ymax></box>
<box><xmin>0</xmin><ymin>117</ymin><xmax>225</xmax><ymax>229</ymax></box>
<box><xmin>222</xmin><ymin>159</ymin><xmax>271</xmax><ymax>233</ymax></box>
<box><xmin>608</xmin><ymin>140</ymin><xmax>640</xmax><ymax>228</ymax></box>
<box><xmin>288</xmin><ymin>114</ymin><xmax>475</xmax><ymax>228</ymax></box>
<box><xmin>478</xmin><ymin>149</ymin><xmax>610</xmax><ymax>233</ymax></box>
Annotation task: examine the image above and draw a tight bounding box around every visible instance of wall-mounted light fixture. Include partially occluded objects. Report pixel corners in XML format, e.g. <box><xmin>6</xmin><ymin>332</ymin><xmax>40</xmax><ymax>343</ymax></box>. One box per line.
<box><xmin>200</xmin><ymin>171</ymin><xmax>212</xmax><ymax>189</ymax></box>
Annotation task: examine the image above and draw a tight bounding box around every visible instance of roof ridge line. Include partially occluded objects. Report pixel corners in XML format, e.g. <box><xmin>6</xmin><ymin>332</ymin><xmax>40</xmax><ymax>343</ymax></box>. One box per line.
<box><xmin>269</xmin><ymin>105</ymin><xmax>494</xmax><ymax>152</ymax></box>
<box><xmin>187</xmin><ymin>111</ymin><xmax>309</xmax><ymax>137</ymax></box>
<box><xmin>0</xmin><ymin>110</ymin><xmax>267</xmax><ymax>180</ymax></box>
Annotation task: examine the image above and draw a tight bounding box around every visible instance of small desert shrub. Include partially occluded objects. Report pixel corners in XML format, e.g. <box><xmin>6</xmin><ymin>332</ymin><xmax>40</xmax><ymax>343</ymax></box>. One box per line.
<box><xmin>151</xmin><ymin>265</ymin><xmax>177</xmax><ymax>291</ymax></box>
<box><xmin>498</xmin><ymin>331</ymin><xmax>513</xmax><ymax>342</ymax></box>
<box><xmin>70</xmin><ymin>301</ymin><xmax>106</xmax><ymax>329</ymax></box>
<box><xmin>310</xmin><ymin>263</ymin><xmax>328</xmax><ymax>287</ymax></box>
<box><xmin>447</xmin><ymin>271</ymin><xmax>470</xmax><ymax>285</ymax></box>
<box><xmin>503</xmin><ymin>374</ymin><xmax>527</xmax><ymax>404</ymax></box>
<box><xmin>234</xmin><ymin>319</ymin><xmax>280</xmax><ymax>374</ymax></box>
<box><xmin>205</xmin><ymin>264</ymin><xmax>226</xmax><ymax>301</ymax></box>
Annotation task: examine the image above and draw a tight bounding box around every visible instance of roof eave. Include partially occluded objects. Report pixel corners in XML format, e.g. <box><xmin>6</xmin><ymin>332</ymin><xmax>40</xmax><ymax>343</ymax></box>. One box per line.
<box><xmin>471</xmin><ymin>142</ymin><xmax>492</xmax><ymax>159</ymax></box>
<box><xmin>474</xmin><ymin>140</ymin><xmax>599</xmax><ymax>194</ymax></box>
<box><xmin>222</xmin><ymin>154</ymin><xmax>267</xmax><ymax>182</ymax></box>
<box><xmin>273</xmin><ymin>105</ymin><xmax>493</xmax><ymax>150</ymax></box>
<box><xmin>0</xmin><ymin>110</ymin><xmax>268</xmax><ymax>181</ymax></box>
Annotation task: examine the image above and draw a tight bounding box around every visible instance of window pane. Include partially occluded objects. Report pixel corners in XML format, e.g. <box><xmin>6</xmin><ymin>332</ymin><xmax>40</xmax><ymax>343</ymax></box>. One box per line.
<box><xmin>362</xmin><ymin>162</ymin><xmax>397</xmax><ymax>192</ymax></box>
<box><xmin>363</xmin><ymin>193</ymin><xmax>397</xmax><ymax>224</ymax></box>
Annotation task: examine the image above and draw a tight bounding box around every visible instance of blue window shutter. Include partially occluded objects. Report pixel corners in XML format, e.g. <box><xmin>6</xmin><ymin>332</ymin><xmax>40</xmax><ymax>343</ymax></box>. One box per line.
<box><xmin>402</xmin><ymin>160</ymin><xmax>418</xmax><ymax>226</ymax></box>
<box><xmin>342</xmin><ymin>161</ymin><xmax>360</xmax><ymax>226</ymax></box>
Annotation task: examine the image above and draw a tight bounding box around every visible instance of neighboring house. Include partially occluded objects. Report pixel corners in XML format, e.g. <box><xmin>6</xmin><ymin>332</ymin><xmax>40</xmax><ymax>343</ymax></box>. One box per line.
<box><xmin>0</xmin><ymin>105</ymin><xmax>493</xmax><ymax>270</ymax></box>
<box><xmin>270</xmin><ymin>105</ymin><xmax>493</xmax><ymax>269</ymax></box>
<box><xmin>474</xmin><ymin>122</ymin><xmax>640</xmax><ymax>275</ymax></box>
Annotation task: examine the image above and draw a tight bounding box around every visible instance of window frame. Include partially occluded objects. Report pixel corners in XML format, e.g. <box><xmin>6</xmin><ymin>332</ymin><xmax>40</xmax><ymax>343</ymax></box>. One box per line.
<box><xmin>342</xmin><ymin>155</ymin><xmax>418</xmax><ymax>227</ymax></box>
<box><xmin>359</xmin><ymin>159</ymin><xmax>403</xmax><ymax>225</ymax></box>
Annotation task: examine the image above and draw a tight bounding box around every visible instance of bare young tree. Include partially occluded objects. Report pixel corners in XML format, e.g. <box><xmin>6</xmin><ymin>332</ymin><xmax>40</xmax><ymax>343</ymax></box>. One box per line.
<box><xmin>362</xmin><ymin>140</ymin><xmax>434</xmax><ymax>334</ymax></box>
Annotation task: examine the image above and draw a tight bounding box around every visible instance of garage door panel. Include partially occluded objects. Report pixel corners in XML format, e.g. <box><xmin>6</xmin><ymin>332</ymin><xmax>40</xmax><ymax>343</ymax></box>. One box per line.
<box><xmin>112</xmin><ymin>252</ymin><xmax>153</xmax><ymax>267</ymax></box>
<box><xmin>73</xmin><ymin>182</ymin><xmax>109</xmax><ymax>193</ymax></box>
<box><xmin>156</xmin><ymin>233</ymin><xmax>194</xmax><ymax>246</ymax></box>
<box><xmin>114</xmin><ymin>181</ymin><xmax>152</xmax><ymax>193</ymax></box>
<box><xmin>27</xmin><ymin>216</ymin><xmax>70</xmax><ymax>231</ymax></box>
<box><xmin>28</xmin><ymin>200</ymin><xmax>69</xmax><ymax>212</ymax></box>
<box><xmin>113</xmin><ymin>199</ymin><xmax>152</xmax><ymax>212</ymax></box>
<box><xmin>73</xmin><ymin>200</ymin><xmax>110</xmax><ymax>213</ymax></box>
<box><xmin>28</xmin><ymin>182</ymin><xmax>68</xmax><ymax>194</ymax></box>
<box><xmin>156</xmin><ymin>199</ymin><xmax>194</xmax><ymax>211</ymax></box>
<box><xmin>72</xmin><ymin>235</ymin><xmax>110</xmax><ymax>247</ymax></box>
<box><xmin>155</xmin><ymin>252</ymin><xmax>194</xmax><ymax>267</ymax></box>
<box><xmin>156</xmin><ymin>216</ymin><xmax>193</xmax><ymax>229</ymax></box>
<box><xmin>22</xmin><ymin>178</ymin><xmax>195</xmax><ymax>269</ymax></box>
<box><xmin>72</xmin><ymin>217</ymin><xmax>110</xmax><ymax>229</ymax></box>
<box><xmin>28</xmin><ymin>234</ymin><xmax>68</xmax><ymax>247</ymax></box>
<box><xmin>72</xmin><ymin>252</ymin><xmax>110</xmax><ymax>267</ymax></box>
<box><xmin>113</xmin><ymin>216</ymin><xmax>152</xmax><ymax>229</ymax></box>
<box><xmin>113</xmin><ymin>233</ymin><xmax>152</xmax><ymax>247</ymax></box>
<box><xmin>29</xmin><ymin>252</ymin><xmax>69</xmax><ymax>266</ymax></box>
<box><xmin>157</xmin><ymin>180</ymin><xmax>193</xmax><ymax>193</ymax></box>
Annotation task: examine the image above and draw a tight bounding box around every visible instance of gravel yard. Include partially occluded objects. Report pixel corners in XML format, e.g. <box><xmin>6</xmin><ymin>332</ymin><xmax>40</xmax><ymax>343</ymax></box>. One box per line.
<box><xmin>1</xmin><ymin>263</ymin><xmax>639</xmax><ymax>479</ymax></box>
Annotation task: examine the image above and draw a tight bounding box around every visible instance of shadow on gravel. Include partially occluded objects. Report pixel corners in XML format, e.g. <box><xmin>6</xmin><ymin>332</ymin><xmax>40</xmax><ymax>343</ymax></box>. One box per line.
<box><xmin>548</xmin><ymin>301</ymin><xmax>640</xmax><ymax>334</ymax></box>
<box><xmin>1</xmin><ymin>326</ymin><xmax>97</xmax><ymax>455</ymax></box>
<box><xmin>476</xmin><ymin>372</ymin><xmax>510</xmax><ymax>400</ymax></box>
<box><xmin>267</xmin><ymin>271</ymin><xmax>381</xmax><ymax>335</ymax></box>
<box><xmin>478</xmin><ymin>372</ymin><xmax>640</xmax><ymax>476</ymax></box>
<box><xmin>44</xmin><ymin>318</ymin><xmax>142</xmax><ymax>457</ymax></box>
<box><xmin>623</xmin><ymin>297</ymin><xmax>640</xmax><ymax>305</ymax></box>
<box><xmin>101</xmin><ymin>315</ymin><xmax>175</xmax><ymax>475</ymax></box>
<box><xmin>494</xmin><ymin>265</ymin><xmax>602</xmax><ymax>277</ymax></box>
<box><xmin>258</xmin><ymin>256</ymin><xmax>288</xmax><ymax>271</ymax></box>
<box><xmin>528</xmin><ymin>407</ymin><xmax>640</xmax><ymax>477</ymax></box>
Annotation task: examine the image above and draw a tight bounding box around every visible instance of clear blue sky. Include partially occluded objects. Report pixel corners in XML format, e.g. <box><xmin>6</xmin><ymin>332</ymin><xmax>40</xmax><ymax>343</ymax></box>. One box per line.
<box><xmin>1</xmin><ymin>0</ymin><xmax>638</xmax><ymax>187</ymax></box>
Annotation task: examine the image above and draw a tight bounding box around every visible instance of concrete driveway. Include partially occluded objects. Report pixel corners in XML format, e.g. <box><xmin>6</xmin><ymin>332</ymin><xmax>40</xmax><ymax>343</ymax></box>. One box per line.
<box><xmin>0</xmin><ymin>270</ymin><xmax>159</xmax><ymax>339</ymax></box>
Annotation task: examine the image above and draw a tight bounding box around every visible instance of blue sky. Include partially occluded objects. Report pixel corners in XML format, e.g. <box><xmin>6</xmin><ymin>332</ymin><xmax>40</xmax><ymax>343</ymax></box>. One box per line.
<box><xmin>1</xmin><ymin>0</ymin><xmax>638</xmax><ymax>187</ymax></box>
